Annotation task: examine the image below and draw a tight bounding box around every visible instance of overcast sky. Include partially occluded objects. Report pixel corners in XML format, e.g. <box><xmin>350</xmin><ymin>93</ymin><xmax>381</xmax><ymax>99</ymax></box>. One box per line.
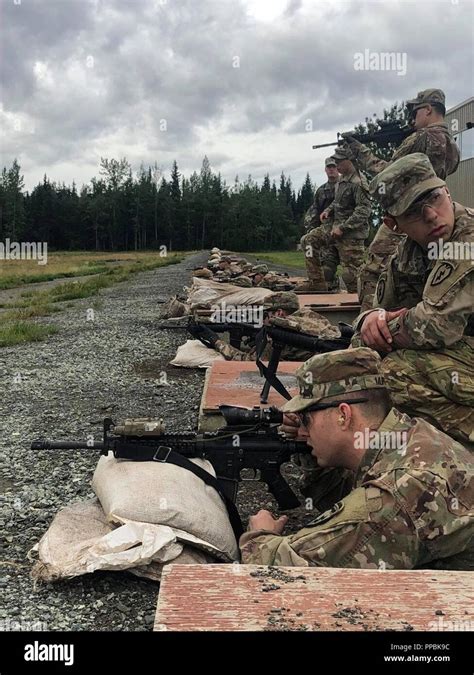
<box><xmin>1</xmin><ymin>0</ymin><xmax>473</xmax><ymax>192</ymax></box>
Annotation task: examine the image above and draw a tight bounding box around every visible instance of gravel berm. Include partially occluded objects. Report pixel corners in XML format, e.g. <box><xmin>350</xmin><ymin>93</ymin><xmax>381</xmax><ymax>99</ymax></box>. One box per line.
<box><xmin>0</xmin><ymin>251</ymin><xmax>308</xmax><ymax>631</ymax></box>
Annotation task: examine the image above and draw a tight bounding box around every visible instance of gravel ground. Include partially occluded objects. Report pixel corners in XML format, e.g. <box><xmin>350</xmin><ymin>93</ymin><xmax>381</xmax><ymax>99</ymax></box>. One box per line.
<box><xmin>0</xmin><ymin>251</ymin><xmax>309</xmax><ymax>632</ymax></box>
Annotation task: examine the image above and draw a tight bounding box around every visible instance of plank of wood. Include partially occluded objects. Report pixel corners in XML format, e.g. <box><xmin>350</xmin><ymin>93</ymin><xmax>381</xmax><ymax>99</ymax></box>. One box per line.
<box><xmin>298</xmin><ymin>292</ymin><xmax>359</xmax><ymax>307</ymax></box>
<box><xmin>155</xmin><ymin>564</ymin><xmax>473</xmax><ymax>632</ymax></box>
<box><xmin>200</xmin><ymin>360</ymin><xmax>301</xmax><ymax>412</ymax></box>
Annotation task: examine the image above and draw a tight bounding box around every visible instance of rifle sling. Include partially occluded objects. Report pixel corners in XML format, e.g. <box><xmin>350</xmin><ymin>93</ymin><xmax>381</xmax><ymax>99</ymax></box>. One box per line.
<box><xmin>255</xmin><ymin>329</ymin><xmax>292</xmax><ymax>401</ymax></box>
<box><xmin>117</xmin><ymin>442</ymin><xmax>244</xmax><ymax>539</ymax></box>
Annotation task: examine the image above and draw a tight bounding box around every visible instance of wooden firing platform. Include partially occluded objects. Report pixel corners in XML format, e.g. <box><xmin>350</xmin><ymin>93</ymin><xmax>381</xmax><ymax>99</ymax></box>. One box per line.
<box><xmin>198</xmin><ymin>360</ymin><xmax>302</xmax><ymax>432</ymax></box>
<box><xmin>155</xmin><ymin>564</ymin><xmax>473</xmax><ymax>632</ymax></box>
<box><xmin>298</xmin><ymin>292</ymin><xmax>360</xmax><ymax>326</ymax></box>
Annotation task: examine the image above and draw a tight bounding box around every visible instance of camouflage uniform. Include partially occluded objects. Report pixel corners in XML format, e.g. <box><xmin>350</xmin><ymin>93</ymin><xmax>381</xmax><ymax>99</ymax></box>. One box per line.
<box><xmin>299</xmin><ymin>158</ymin><xmax>338</xmax><ymax>291</ymax></box>
<box><xmin>358</xmin><ymin>225</ymin><xmax>405</xmax><ymax>311</ymax></box>
<box><xmin>240</xmin><ymin>349</ymin><xmax>474</xmax><ymax>569</ymax></box>
<box><xmin>213</xmin><ymin>292</ymin><xmax>303</xmax><ymax>361</ymax></box>
<box><xmin>354</xmin><ymin>154</ymin><xmax>474</xmax><ymax>447</ymax></box>
<box><xmin>347</xmin><ymin>89</ymin><xmax>460</xmax><ymax>310</ymax></box>
<box><xmin>323</xmin><ymin>148</ymin><xmax>371</xmax><ymax>292</ymax></box>
<box><xmin>213</xmin><ymin>302</ymin><xmax>326</xmax><ymax>363</ymax></box>
<box><xmin>257</xmin><ymin>273</ymin><xmax>295</xmax><ymax>291</ymax></box>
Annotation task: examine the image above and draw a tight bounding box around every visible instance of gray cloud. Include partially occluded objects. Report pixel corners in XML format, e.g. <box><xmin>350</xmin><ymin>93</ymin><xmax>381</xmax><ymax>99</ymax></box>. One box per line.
<box><xmin>1</xmin><ymin>0</ymin><xmax>472</xmax><ymax>191</ymax></box>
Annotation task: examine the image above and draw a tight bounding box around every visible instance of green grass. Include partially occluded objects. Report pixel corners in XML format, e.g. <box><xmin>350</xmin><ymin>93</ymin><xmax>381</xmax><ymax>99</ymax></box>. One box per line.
<box><xmin>251</xmin><ymin>251</ymin><xmax>306</xmax><ymax>269</ymax></box>
<box><xmin>0</xmin><ymin>264</ymin><xmax>109</xmax><ymax>290</ymax></box>
<box><xmin>0</xmin><ymin>253</ymin><xmax>185</xmax><ymax>348</ymax></box>
<box><xmin>0</xmin><ymin>322</ymin><xmax>58</xmax><ymax>347</ymax></box>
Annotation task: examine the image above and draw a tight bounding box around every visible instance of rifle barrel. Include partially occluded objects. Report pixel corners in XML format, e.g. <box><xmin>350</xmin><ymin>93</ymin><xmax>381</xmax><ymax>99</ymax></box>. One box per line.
<box><xmin>31</xmin><ymin>440</ymin><xmax>105</xmax><ymax>450</ymax></box>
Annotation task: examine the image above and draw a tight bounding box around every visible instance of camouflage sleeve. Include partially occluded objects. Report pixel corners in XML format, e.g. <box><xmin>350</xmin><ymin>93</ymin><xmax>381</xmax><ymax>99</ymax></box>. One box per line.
<box><xmin>388</xmin><ymin>263</ymin><xmax>474</xmax><ymax>349</ymax></box>
<box><xmin>240</xmin><ymin>485</ymin><xmax>419</xmax><ymax>568</ymax></box>
<box><xmin>406</xmin><ymin>128</ymin><xmax>452</xmax><ymax>180</ymax></box>
<box><xmin>340</xmin><ymin>183</ymin><xmax>371</xmax><ymax>233</ymax></box>
<box><xmin>213</xmin><ymin>339</ymin><xmax>256</xmax><ymax>361</ymax></box>
<box><xmin>346</xmin><ymin>140</ymin><xmax>389</xmax><ymax>176</ymax></box>
<box><xmin>325</xmin><ymin>199</ymin><xmax>335</xmax><ymax>217</ymax></box>
<box><xmin>303</xmin><ymin>202</ymin><xmax>319</xmax><ymax>232</ymax></box>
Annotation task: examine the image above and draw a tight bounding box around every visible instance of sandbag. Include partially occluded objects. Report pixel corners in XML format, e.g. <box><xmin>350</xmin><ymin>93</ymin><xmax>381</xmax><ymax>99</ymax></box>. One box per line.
<box><xmin>188</xmin><ymin>277</ymin><xmax>273</xmax><ymax>309</ymax></box>
<box><xmin>30</xmin><ymin>498</ymin><xmax>221</xmax><ymax>583</ymax></box>
<box><xmin>92</xmin><ymin>455</ymin><xmax>239</xmax><ymax>560</ymax></box>
<box><xmin>159</xmin><ymin>296</ymin><xmax>190</xmax><ymax>318</ymax></box>
<box><xmin>170</xmin><ymin>339</ymin><xmax>224</xmax><ymax>368</ymax></box>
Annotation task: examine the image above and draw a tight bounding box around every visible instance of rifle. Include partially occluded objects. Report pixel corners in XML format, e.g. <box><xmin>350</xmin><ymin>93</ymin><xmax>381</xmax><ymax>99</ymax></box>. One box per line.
<box><xmin>156</xmin><ymin>316</ymin><xmax>260</xmax><ymax>349</ymax></box>
<box><xmin>256</xmin><ymin>323</ymin><xmax>354</xmax><ymax>403</ymax></box>
<box><xmin>31</xmin><ymin>405</ymin><xmax>312</xmax><ymax>539</ymax></box>
<box><xmin>312</xmin><ymin>119</ymin><xmax>413</xmax><ymax>150</ymax></box>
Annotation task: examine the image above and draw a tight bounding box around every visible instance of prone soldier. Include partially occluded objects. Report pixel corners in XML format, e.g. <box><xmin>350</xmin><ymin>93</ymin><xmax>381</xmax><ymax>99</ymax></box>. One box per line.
<box><xmin>240</xmin><ymin>348</ymin><xmax>473</xmax><ymax>569</ymax></box>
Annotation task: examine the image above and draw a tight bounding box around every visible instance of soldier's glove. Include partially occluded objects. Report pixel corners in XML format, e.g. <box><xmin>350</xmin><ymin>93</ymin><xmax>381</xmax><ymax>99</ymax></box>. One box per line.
<box><xmin>339</xmin><ymin>131</ymin><xmax>357</xmax><ymax>141</ymax></box>
<box><xmin>339</xmin><ymin>134</ymin><xmax>364</xmax><ymax>159</ymax></box>
<box><xmin>187</xmin><ymin>320</ymin><xmax>203</xmax><ymax>340</ymax></box>
<box><xmin>195</xmin><ymin>323</ymin><xmax>219</xmax><ymax>348</ymax></box>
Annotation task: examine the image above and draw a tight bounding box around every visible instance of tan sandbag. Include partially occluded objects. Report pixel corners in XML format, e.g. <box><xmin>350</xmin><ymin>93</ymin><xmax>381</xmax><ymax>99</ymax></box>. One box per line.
<box><xmin>188</xmin><ymin>277</ymin><xmax>272</xmax><ymax>309</ymax></box>
<box><xmin>30</xmin><ymin>499</ymin><xmax>224</xmax><ymax>583</ymax></box>
<box><xmin>92</xmin><ymin>455</ymin><xmax>239</xmax><ymax>560</ymax></box>
<box><xmin>193</xmin><ymin>268</ymin><xmax>213</xmax><ymax>279</ymax></box>
<box><xmin>159</xmin><ymin>296</ymin><xmax>190</xmax><ymax>318</ymax></box>
<box><xmin>170</xmin><ymin>339</ymin><xmax>225</xmax><ymax>368</ymax></box>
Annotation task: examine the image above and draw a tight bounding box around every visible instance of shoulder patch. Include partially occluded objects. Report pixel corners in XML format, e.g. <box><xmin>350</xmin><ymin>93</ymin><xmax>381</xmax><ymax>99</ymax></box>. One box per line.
<box><xmin>430</xmin><ymin>261</ymin><xmax>454</xmax><ymax>286</ymax></box>
<box><xmin>376</xmin><ymin>278</ymin><xmax>386</xmax><ymax>304</ymax></box>
<box><xmin>424</xmin><ymin>259</ymin><xmax>473</xmax><ymax>305</ymax></box>
<box><xmin>305</xmin><ymin>500</ymin><xmax>344</xmax><ymax>527</ymax></box>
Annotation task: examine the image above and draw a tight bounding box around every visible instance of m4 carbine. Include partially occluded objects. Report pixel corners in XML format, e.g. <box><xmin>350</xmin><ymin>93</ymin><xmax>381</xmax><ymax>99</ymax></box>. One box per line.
<box><xmin>256</xmin><ymin>322</ymin><xmax>354</xmax><ymax>403</ymax></box>
<box><xmin>312</xmin><ymin>119</ymin><xmax>413</xmax><ymax>150</ymax></box>
<box><xmin>31</xmin><ymin>405</ymin><xmax>312</xmax><ymax>538</ymax></box>
<box><xmin>157</xmin><ymin>317</ymin><xmax>260</xmax><ymax>349</ymax></box>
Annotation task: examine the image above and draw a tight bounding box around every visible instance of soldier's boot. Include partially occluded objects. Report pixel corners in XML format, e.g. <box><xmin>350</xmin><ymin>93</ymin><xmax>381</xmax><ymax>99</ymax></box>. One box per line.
<box><xmin>295</xmin><ymin>279</ymin><xmax>328</xmax><ymax>292</ymax></box>
<box><xmin>298</xmin><ymin>250</ymin><xmax>328</xmax><ymax>291</ymax></box>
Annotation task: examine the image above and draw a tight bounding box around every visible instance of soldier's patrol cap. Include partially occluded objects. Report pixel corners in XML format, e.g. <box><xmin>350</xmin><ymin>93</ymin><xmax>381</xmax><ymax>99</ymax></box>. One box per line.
<box><xmin>263</xmin><ymin>291</ymin><xmax>299</xmax><ymax>313</ymax></box>
<box><xmin>282</xmin><ymin>347</ymin><xmax>386</xmax><ymax>413</ymax></box>
<box><xmin>325</xmin><ymin>157</ymin><xmax>337</xmax><ymax>167</ymax></box>
<box><xmin>331</xmin><ymin>146</ymin><xmax>352</xmax><ymax>161</ymax></box>
<box><xmin>406</xmin><ymin>88</ymin><xmax>446</xmax><ymax>112</ymax></box>
<box><xmin>369</xmin><ymin>153</ymin><xmax>446</xmax><ymax>216</ymax></box>
<box><xmin>249</xmin><ymin>264</ymin><xmax>269</xmax><ymax>276</ymax></box>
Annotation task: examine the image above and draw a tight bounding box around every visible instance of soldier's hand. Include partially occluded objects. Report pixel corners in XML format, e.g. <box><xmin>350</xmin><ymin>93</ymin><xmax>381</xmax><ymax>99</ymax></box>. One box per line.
<box><xmin>331</xmin><ymin>226</ymin><xmax>343</xmax><ymax>239</ymax></box>
<box><xmin>360</xmin><ymin>309</ymin><xmax>395</xmax><ymax>352</ymax></box>
<box><xmin>320</xmin><ymin>210</ymin><xmax>330</xmax><ymax>222</ymax></box>
<box><xmin>248</xmin><ymin>509</ymin><xmax>288</xmax><ymax>534</ymax></box>
<box><xmin>279</xmin><ymin>413</ymin><xmax>300</xmax><ymax>438</ymax></box>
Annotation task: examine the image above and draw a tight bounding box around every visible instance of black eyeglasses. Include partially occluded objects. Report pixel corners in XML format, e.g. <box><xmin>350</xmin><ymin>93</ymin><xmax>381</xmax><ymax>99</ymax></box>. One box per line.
<box><xmin>298</xmin><ymin>397</ymin><xmax>369</xmax><ymax>427</ymax></box>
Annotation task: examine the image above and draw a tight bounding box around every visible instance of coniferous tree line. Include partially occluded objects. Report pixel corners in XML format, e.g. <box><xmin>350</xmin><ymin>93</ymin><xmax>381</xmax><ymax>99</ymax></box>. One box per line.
<box><xmin>0</xmin><ymin>105</ymin><xmax>405</xmax><ymax>251</ymax></box>
<box><xmin>0</xmin><ymin>156</ymin><xmax>314</xmax><ymax>252</ymax></box>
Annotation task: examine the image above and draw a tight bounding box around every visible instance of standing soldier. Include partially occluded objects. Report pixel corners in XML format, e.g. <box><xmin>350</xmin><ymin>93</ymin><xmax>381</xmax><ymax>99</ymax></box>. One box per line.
<box><xmin>298</xmin><ymin>157</ymin><xmax>339</xmax><ymax>292</ymax></box>
<box><xmin>319</xmin><ymin>147</ymin><xmax>371</xmax><ymax>293</ymax></box>
<box><xmin>344</xmin><ymin>88</ymin><xmax>460</xmax><ymax>310</ymax></box>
